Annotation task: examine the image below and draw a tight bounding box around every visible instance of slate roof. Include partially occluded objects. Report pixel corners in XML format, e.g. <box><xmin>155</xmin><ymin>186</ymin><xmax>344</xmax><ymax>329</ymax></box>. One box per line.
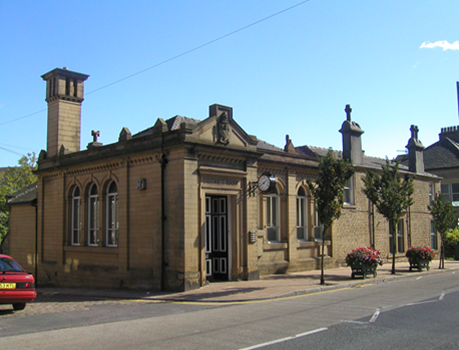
<box><xmin>296</xmin><ymin>145</ymin><xmax>417</xmax><ymax>173</ymax></box>
<box><xmin>423</xmin><ymin>137</ymin><xmax>459</xmax><ymax>170</ymax></box>
<box><xmin>6</xmin><ymin>182</ymin><xmax>37</xmax><ymax>206</ymax></box>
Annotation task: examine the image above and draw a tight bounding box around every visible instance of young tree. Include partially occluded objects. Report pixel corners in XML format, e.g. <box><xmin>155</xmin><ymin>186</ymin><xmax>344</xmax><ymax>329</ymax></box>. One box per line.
<box><xmin>428</xmin><ymin>193</ymin><xmax>456</xmax><ymax>269</ymax></box>
<box><xmin>307</xmin><ymin>150</ymin><xmax>355</xmax><ymax>285</ymax></box>
<box><xmin>362</xmin><ymin>160</ymin><xmax>414</xmax><ymax>275</ymax></box>
<box><xmin>0</xmin><ymin>153</ymin><xmax>38</xmax><ymax>243</ymax></box>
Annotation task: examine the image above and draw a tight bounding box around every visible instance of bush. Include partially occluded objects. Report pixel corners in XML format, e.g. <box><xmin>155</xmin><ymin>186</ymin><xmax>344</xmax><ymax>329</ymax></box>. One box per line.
<box><xmin>444</xmin><ymin>228</ymin><xmax>459</xmax><ymax>258</ymax></box>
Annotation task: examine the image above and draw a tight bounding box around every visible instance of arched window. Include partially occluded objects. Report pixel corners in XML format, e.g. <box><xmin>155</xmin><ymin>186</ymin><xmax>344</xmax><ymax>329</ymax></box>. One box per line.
<box><xmin>297</xmin><ymin>187</ymin><xmax>308</xmax><ymax>241</ymax></box>
<box><xmin>266</xmin><ymin>187</ymin><xmax>280</xmax><ymax>242</ymax></box>
<box><xmin>88</xmin><ymin>183</ymin><xmax>99</xmax><ymax>246</ymax></box>
<box><xmin>71</xmin><ymin>186</ymin><xmax>81</xmax><ymax>245</ymax></box>
<box><xmin>106</xmin><ymin>181</ymin><xmax>118</xmax><ymax>247</ymax></box>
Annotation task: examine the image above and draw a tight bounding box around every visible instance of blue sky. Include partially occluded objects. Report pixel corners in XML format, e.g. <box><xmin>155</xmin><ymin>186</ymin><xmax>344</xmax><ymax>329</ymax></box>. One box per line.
<box><xmin>1</xmin><ymin>0</ymin><xmax>459</xmax><ymax>167</ymax></box>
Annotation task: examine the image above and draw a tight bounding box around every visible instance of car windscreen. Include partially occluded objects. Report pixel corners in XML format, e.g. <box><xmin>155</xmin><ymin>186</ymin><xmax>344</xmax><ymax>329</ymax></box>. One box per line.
<box><xmin>0</xmin><ymin>257</ymin><xmax>25</xmax><ymax>272</ymax></box>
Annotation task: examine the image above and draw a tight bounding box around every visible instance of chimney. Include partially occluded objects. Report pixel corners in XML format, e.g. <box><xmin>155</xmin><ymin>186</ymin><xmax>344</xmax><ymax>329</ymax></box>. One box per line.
<box><xmin>406</xmin><ymin>125</ymin><xmax>424</xmax><ymax>173</ymax></box>
<box><xmin>339</xmin><ymin>105</ymin><xmax>364</xmax><ymax>165</ymax></box>
<box><xmin>41</xmin><ymin>67</ymin><xmax>89</xmax><ymax>157</ymax></box>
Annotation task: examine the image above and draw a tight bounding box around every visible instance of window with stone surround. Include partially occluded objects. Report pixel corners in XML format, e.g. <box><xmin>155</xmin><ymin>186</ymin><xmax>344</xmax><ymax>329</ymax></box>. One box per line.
<box><xmin>431</xmin><ymin>221</ymin><xmax>438</xmax><ymax>250</ymax></box>
<box><xmin>313</xmin><ymin>202</ymin><xmax>324</xmax><ymax>240</ymax></box>
<box><xmin>88</xmin><ymin>183</ymin><xmax>99</xmax><ymax>246</ymax></box>
<box><xmin>71</xmin><ymin>186</ymin><xmax>81</xmax><ymax>246</ymax></box>
<box><xmin>429</xmin><ymin>182</ymin><xmax>434</xmax><ymax>205</ymax></box>
<box><xmin>389</xmin><ymin>218</ymin><xmax>405</xmax><ymax>254</ymax></box>
<box><xmin>106</xmin><ymin>181</ymin><xmax>119</xmax><ymax>247</ymax></box>
<box><xmin>344</xmin><ymin>176</ymin><xmax>354</xmax><ymax>205</ymax></box>
<box><xmin>397</xmin><ymin>219</ymin><xmax>405</xmax><ymax>254</ymax></box>
<box><xmin>266</xmin><ymin>187</ymin><xmax>280</xmax><ymax>243</ymax></box>
<box><xmin>296</xmin><ymin>187</ymin><xmax>308</xmax><ymax>241</ymax></box>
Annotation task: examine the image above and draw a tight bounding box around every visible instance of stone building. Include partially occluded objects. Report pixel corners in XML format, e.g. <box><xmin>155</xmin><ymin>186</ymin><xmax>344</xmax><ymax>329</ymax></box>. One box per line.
<box><xmin>4</xmin><ymin>68</ymin><xmax>441</xmax><ymax>292</ymax></box>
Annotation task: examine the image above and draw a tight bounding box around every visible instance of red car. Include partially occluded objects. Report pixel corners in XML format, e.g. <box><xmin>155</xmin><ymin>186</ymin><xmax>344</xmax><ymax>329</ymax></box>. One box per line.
<box><xmin>0</xmin><ymin>254</ymin><xmax>36</xmax><ymax>311</ymax></box>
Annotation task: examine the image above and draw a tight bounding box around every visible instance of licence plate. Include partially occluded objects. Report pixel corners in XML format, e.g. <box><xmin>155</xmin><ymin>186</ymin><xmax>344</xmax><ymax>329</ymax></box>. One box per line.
<box><xmin>0</xmin><ymin>283</ymin><xmax>16</xmax><ymax>289</ymax></box>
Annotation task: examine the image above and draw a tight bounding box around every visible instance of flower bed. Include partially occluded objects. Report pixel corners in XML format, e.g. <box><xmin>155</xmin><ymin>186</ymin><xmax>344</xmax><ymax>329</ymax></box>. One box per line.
<box><xmin>345</xmin><ymin>247</ymin><xmax>382</xmax><ymax>279</ymax></box>
<box><xmin>406</xmin><ymin>246</ymin><xmax>434</xmax><ymax>272</ymax></box>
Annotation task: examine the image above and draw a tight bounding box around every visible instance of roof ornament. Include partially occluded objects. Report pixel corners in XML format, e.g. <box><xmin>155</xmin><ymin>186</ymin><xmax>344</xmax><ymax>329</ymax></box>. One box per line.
<box><xmin>410</xmin><ymin>125</ymin><xmax>419</xmax><ymax>141</ymax></box>
<box><xmin>345</xmin><ymin>104</ymin><xmax>352</xmax><ymax>122</ymax></box>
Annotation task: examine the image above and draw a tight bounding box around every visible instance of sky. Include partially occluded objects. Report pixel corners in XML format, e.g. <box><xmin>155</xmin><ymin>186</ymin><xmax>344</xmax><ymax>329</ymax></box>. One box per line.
<box><xmin>1</xmin><ymin>0</ymin><xmax>459</xmax><ymax>167</ymax></box>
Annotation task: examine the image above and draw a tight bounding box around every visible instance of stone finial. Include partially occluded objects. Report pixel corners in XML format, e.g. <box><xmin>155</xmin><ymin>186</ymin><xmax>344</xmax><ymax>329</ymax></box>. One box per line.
<box><xmin>87</xmin><ymin>130</ymin><xmax>103</xmax><ymax>149</ymax></box>
<box><xmin>410</xmin><ymin>125</ymin><xmax>419</xmax><ymax>140</ymax></box>
<box><xmin>345</xmin><ymin>104</ymin><xmax>352</xmax><ymax>121</ymax></box>
<box><xmin>119</xmin><ymin>127</ymin><xmax>132</xmax><ymax>142</ymax></box>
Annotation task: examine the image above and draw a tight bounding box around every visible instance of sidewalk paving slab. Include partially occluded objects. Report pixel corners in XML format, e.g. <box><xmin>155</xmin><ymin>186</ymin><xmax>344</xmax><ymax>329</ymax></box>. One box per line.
<box><xmin>37</xmin><ymin>259</ymin><xmax>459</xmax><ymax>303</ymax></box>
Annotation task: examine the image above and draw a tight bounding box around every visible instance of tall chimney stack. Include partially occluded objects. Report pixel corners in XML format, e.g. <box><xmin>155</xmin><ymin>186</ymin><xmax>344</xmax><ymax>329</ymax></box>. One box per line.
<box><xmin>41</xmin><ymin>68</ymin><xmax>89</xmax><ymax>157</ymax></box>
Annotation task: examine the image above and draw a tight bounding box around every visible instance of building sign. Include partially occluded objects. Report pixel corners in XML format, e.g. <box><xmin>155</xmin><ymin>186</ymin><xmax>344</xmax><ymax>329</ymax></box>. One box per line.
<box><xmin>202</xmin><ymin>177</ymin><xmax>239</xmax><ymax>187</ymax></box>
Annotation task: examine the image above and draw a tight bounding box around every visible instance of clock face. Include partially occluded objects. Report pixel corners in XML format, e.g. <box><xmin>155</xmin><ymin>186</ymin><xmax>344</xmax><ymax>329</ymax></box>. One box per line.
<box><xmin>258</xmin><ymin>174</ymin><xmax>273</xmax><ymax>192</ymax></box>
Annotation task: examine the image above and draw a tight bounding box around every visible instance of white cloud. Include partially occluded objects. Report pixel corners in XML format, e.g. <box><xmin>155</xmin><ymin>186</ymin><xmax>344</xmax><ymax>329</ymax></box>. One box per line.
<box><xmin>420</xmin><ymin>40</ymin><xmax>459</xmax><ymax>51</ymax></box>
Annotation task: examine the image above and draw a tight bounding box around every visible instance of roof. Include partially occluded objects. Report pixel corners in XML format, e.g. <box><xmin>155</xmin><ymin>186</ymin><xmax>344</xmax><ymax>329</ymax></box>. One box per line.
<box><xmin>6</xmin><ymin>182</ymin><xmax>37</xmax><ymax>206</ymax></box>
<box><xmin>422</xmin><ymin>137</ymin><xmax>459</xmax><ymax>170</ymax></box>
<box><xmin>132</xmin><ymin>115</ymin><xmax>201</xmax><ymax>138</ymax></box>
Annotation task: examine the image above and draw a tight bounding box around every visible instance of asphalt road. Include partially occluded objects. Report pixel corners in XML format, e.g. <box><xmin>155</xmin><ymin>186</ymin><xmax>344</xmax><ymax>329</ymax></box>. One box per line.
<box><xmin>1</xmin><ymin>271</ymin><xmax>459</xmax><ymax>349</ymax></box>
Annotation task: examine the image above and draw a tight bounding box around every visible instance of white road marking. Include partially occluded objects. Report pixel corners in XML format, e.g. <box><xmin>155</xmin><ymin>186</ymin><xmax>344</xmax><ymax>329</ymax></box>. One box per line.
<box><xmin>239</xmin><ymin>328</ymin><xmax>328</xmax><ymax>350</ymax></box>
<box><xmin>369</xmin><ymin>308</ymin><xmax>381</xmax><ymax>323</ymax></box>
<box><xmin>341</xmin><ymin>320</ymin><xmax>368</xmax><ymax>325</ymax></box>
<box><xmin>406</xmin><ymin>300</ymin><xmax>437</xmax><ymax>306</ymax></box>
<box><xmin>416</xmin><ymin>276</ymin><xmax>423</xmax><ymax>280</ymax></box>
<box><xmin>439</xmin><ymin>291</ymin><xmax>446</xmax><ymax>301</ymax></box>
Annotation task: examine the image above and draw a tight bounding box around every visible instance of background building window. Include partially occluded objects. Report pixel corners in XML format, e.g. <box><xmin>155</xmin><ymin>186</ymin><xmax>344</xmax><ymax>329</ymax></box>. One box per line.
<box><xmin>297</xmin><ymin>187</ymin><xmax>308</xmax><ymax>241</ymax></box>
<box><xmin>266</xmin><ymin>188</ymin><xmax>280</xmax><ymax>242</ymax></box>
<box><xmin>431</xmin><ymin>221</ymin><xmax>438</xmax><ymax>250</ymax></box>
<box><xmin>88</xmin><ymin>183</ymin><xmax>99</xmax><ymax>246</ymax></box>
<box><xmin>441</xmin><ymin>183</ymin><xmax>451</xmax><ymax>202</ymax></box>
<box><xmin>106</xmin><ymin>181</ymin><xmax>118</xmax><ymax>247</ymax></box>
<box><xmin>71</xmin><ymin>186</ymin><xmax>81</xmax><ymax>246</ymax></box>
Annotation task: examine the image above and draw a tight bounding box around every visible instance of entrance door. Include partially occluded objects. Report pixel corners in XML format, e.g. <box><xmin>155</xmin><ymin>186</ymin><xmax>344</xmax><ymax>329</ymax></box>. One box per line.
<box><xmin>205</xmin><ymin>196</ymin><xmax>229</xmax><ymax>281</ymax></box>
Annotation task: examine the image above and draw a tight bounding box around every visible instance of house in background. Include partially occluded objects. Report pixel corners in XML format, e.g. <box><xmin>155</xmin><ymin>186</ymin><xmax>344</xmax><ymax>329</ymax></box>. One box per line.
<box><xmin>5</xmin><ymin>67</ymin><xmax>440</xmax><ymax>292</ymax></box>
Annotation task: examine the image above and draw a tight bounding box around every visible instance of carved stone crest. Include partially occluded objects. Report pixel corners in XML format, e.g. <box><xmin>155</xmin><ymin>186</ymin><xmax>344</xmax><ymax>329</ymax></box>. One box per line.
<box><xmin>217</xmin><ymin>112</ymin><xmax>231</xmax><ymax>145</ymax></box>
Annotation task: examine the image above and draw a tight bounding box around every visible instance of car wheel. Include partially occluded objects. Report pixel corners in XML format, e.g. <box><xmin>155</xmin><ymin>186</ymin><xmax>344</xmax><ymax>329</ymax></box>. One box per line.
<box><xmin>12</xmin><ymin>303</ymin><xmax>26</xmax><ymax>311</ymax></box>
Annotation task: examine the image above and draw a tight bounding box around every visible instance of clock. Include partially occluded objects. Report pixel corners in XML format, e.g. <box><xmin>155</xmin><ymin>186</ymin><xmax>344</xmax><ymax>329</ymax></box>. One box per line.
<box><xmin>258</xmin><ymin>172</ymin><xmax>276</xmax><ymax>193</ymax></box>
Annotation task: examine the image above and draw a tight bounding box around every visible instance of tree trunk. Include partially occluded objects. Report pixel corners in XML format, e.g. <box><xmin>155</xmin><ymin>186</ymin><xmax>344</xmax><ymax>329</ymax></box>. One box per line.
<box><xmin>439</xmin><ymin>236</ymin><xmax>444</xmax><ymax>269</ymax></box>
<box><xmin>391</xmin><ymin>220</ymin><xmax>396</xmax><ymax>275</ymax></box>
<box><xmin>320</xmin><ymin>225</ymin><xmax>328</xmax><ymax>285</ymax></box>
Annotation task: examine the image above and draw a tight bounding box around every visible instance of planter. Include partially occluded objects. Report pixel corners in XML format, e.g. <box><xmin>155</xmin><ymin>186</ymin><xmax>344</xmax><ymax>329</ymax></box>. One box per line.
<box><xmin>350</xmin><ymin>262</ymin><xmax>377</xmax><ymax>279</ymax></box>
<box><xmin>408</xmin><ymin>258</ymin><xmax>430</xmax><ymax>272</ymax></box>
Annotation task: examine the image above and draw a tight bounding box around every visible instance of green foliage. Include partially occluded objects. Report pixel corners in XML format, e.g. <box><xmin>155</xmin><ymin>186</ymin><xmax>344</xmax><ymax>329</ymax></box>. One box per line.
<box><xmin>362</xmin><ymin>159</ymin><xmax>414</xmax><ymax>274</ymax></box>
<box><xmin>0</xmin><ymin>153</ymin><xmax>38</xmax><ymax>244</ymax></box>
<box><xmin>306</xmin><ymin>150</ymin><xmax>355</xmax><ymax>232</ymax></box>
<box><xmin>444</xmin><ymin>228</ymin><xmax>459</xmax><ymax>258</ymax></box>
<box><xmin>306</xmin><ymin>150</ymin><xmax>354</xmax><ymax>285</ymax></box>
<box><xmin>428</xmin><ymin>193</ymin><xmax>457</xmax><ymax>267</ymax></box>
<box><xmin>428</xmin><ymin>193</ymin><xmax>456</xmax><ymax>237</ymax></box>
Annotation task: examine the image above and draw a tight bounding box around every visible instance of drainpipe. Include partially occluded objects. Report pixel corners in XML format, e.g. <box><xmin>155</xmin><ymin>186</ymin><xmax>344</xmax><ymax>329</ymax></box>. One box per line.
<box><xmin>32</xmin><ymin>199</ymin><xmax>38</xmax><ymax>286</ymax></box>
<box><xmin>160</xmin><ymin>153</ymin><xmax>168</xmax><ymax>291</ymax></box>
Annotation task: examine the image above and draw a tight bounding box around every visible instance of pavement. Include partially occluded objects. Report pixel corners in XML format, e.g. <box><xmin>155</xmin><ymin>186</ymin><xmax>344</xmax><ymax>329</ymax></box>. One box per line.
<box><xmin>37</xmin><ymin>259</ymin><xmax>459</xmax><ymax>303</ymax></box>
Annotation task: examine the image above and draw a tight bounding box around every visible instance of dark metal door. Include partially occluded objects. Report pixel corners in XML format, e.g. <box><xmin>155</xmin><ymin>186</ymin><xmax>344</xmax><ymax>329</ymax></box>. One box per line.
<box><xmin>205</xmin><ymin>196</ymin><xmax>228</xmax><ymax>281</ymax></box>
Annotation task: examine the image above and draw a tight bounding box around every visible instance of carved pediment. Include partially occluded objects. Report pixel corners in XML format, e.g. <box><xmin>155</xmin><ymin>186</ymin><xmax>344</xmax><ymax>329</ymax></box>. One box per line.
<box><xmin>190</xmin><ymin>104</ymin><xmax>258</xmax><ymax>150</ymax></box>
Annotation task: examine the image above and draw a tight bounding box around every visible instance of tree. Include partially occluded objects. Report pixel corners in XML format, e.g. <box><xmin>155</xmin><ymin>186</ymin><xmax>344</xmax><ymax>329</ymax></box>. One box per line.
<box><xmin>307</xmin><ymin>150</ymin><xmax>355</xmax><ymax>285</ymax></box>
<box><xmin>362</xmin><ymin>160</ymin><xmax>414</xmax><ymax>275</ymax></box>
<box><xmin>0</xmin><ymin>153</ymin><xmax>38</xmax><ymax>244</ymax></box>
<box><xmin>428</xmin><ymin>193</ymin><xmax>456</xmax><ymax>269</ymax></box>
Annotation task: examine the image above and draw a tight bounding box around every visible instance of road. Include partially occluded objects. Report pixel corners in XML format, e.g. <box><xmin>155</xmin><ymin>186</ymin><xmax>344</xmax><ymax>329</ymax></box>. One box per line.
<box><xmin>1</xmin><ymin>271</ymin><xmax>459</xmax><ymax>349</ymax></box>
